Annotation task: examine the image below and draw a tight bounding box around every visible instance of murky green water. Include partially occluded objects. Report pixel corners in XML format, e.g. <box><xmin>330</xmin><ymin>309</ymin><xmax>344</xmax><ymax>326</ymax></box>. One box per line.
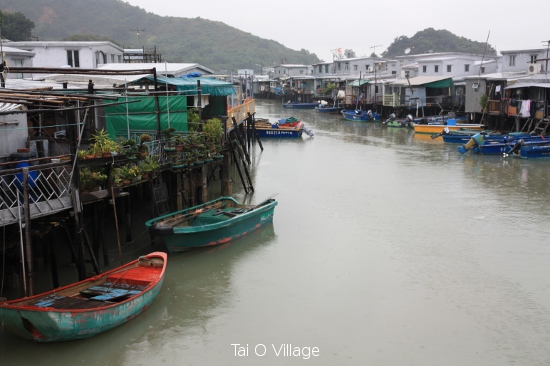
<box><xmin>2</xmin><ymin>100</ymin><xmax>550</xmax><ymax>365</ymax></box>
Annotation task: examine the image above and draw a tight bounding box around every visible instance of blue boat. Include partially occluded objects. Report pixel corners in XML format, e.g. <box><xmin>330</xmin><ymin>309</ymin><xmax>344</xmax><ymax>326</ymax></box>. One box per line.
<box><xmin>341</xmin><ymin>109</ymin><xmax>380</xmax><ymax>122</ymax></box>
<box><xmin>251</xmin><ymin>118</ymin><xmax>311</xmax><ymax>138</ymax></box>
<box><xmin>508</xmin><ymin>139</ymin><xmax>550</xmax><ymax>158</ymax></box>
<box><xmin>282</xmin><ymin>101</ymin><xmax>318</xmax><ymax>109</ymax></box>
<box><xmin>315</xmin><ymin>100</ymin><xmax>343</xmax><ymax>113</ymax></box>
<box><xmin>458</xmin><ymin>133</ymin><xmax>548</xmax><ymax>154</ymax></box>
<box><xmin>315</xmin><ymin>105</ymin><xmax>343</xmax><ymax>113</ymax></box>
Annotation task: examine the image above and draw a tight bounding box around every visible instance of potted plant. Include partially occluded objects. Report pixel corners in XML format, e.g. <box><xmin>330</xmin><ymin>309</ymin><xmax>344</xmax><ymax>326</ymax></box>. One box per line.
<box><xmin>120</xmin><ymin>138</ymin><xmax>138</xmax><ymax>159</ymax></box>
<box><xmin>139</xmin><ymin>133</ymin><xmax>152</xmax><ymax>157</ymax></box>
<box><xmin>203</xmin><ymin>117</ymin><xmax>224</xmax><ymax>152</ymax></box>
<box><xmin>161</xmin><ymin>128</ymin><xmax>176</xmax><ymax>146</ymax></box>
<box><xmin>91</xmin><ymin>129</ymin><xmax>118</xmax><ymax>157</ymax></box>
<box><xmin>77</xmin><ymin>149</ymin><xmax>87</xmax><ymax>160</ymax></box>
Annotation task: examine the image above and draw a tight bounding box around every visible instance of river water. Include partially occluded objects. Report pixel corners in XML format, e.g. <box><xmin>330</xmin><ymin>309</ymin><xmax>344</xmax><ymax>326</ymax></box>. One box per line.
<box><xmin>2</xmin><ymin>99</ymin><xmax>550</xmax><ymax>365</ymax></box>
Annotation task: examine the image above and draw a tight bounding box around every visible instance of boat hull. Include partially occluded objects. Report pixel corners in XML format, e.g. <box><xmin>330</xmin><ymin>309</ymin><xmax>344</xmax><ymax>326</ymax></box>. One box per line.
<box><xmin>146</xmin><ymin>197</ymin><xmax>277</xmax><ymax>253</ymax></box>
<box><xmin>282</xmin><ymin>102</ymin><xmax>318</xmax><ymax>109</ymax></box>
<box><xmin>341</xmin><ymin>110</ymin><xmax>380</xmax><ymax>122</ymax></box>
<box><xmin>0</xmin><ymin>252</ymin><xmax>167</xmax><ymax>342</ymax></box>
<box><xmin>413</xmin><ymin>124</ymin><xmax>485</xmax><ymax>134</ymax></box>
<box><xmin>513</xmin><ymin>143</ymin><xmax>550</xmax><ymax>158</ymax></box>
<box><xmin>255</xmin><ymin>127</ymin><xmax>303</xmax><ymax>138</ymax></box>
<box><xmin>315</xmin><ymin>106</ymin><xmax>343</xmax><ymax>113</ymax></box>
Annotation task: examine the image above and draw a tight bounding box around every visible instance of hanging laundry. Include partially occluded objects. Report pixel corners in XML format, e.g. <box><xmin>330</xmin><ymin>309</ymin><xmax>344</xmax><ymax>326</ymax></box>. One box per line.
<box><xmin>520</xmin><ymin>99</ymin><xmax>531</xmax><ymax>117</ymax></box>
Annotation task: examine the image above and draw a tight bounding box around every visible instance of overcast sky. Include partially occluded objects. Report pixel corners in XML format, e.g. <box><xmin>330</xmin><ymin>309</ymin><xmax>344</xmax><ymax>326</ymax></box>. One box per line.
<box><xmin>124</xmin><ymin>0</ymin><xmax>550</xmax><ymax>63</ymax></box>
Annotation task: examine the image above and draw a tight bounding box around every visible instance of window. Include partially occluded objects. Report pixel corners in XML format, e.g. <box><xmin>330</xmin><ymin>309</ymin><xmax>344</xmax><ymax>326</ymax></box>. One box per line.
<box><xmin>481</xmin><ymin>67</ymin><xmax>485</xmax><ymax>74</ymax></box>
<box><xmin>447</xmin><ymin>65</ymin><xmax>452</xmax><ymax>72</ymax></box>
<box><xmin>366</xmin><ymin>65</ymin><xmax>369</xmax><ymax>70</ymax></box>
<box><xmin>67</xmin><ymin>50</ymin><xmax>80</xmax><ymax>67</ymax></box>
<box><xmin>325</xmin><ymin>65</ymin><xmax>329</xmax><ymax>73</ymax></box>
<box><xmin>434</xmin><ymin>65</ymin><xmax>439</xmax><ymax>72</ymax></box>
<box><xmin>530</xmin><ymin>55</ymin><xmax>537</xmax><ymax>63</ymax></box>
<box><xmin>345</xmin><ymin>63</ymin><xmax>349</xmax><ymax>70</ymax></box>
<box><xmin>353</xmin><ymin>65</ymin><xmax>357</xmax><ymax>70</ymax></box>
<box><xmin>110</xmin><ymin>54</ymin><xmax>115</xmax><ymax>63</ymax></box>
<box><xmin>509</xmin><ymin>55</ymin><xmax>516</xmax><ymax>67</ymax></box>
<box><xmin>338</xmin><ymin>63</ymin><xmax>341</xmax><ymax>70</ymax></box>
<box><xmin>423</xmin><ymin>66</ymin><xmax>427</xmax><ymax>73</ymax></box>
<box><xmin>300</xmin><ymin>70</ymin><xmax>304</xmax><ymax>74</ymax></box>
<box><xmin>13</xmin><ymin>58</ymin><xmax>23</xmax><ymax>78</ymax></box>
<box><xmin>465</xmin><ymin>64</ymin><xmax>470</xmax><ymax>72</ymax></box>
<box><xmin>318</xmin><ymin>65</ymin><xmax>322</xmax><ymax>73</ymax></box>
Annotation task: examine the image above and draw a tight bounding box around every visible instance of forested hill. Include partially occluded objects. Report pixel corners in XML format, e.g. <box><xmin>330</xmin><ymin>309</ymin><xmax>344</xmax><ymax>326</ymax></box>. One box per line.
<box><xmin>383</xmin><ymin>28</ymin><xmax>496</xmax><ymax>58</ymax></box>
<box><xmin>0</xmin><ymin>0</ymin><xmax>320</xmax><ymax>72</ymax></box>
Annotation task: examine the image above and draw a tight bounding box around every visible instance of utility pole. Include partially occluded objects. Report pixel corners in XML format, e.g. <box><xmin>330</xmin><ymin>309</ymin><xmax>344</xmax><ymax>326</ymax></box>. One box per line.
<box><xmin>370</xmin><ymin>45</ymin><xmax>382</xmax><ymax>107</ymax></box>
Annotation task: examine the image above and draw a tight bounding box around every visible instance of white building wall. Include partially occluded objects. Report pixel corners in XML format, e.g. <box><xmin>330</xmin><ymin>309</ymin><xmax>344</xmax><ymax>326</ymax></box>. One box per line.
<box><xmin>5</xmin><ymin>41</ymin><xmax>124</xmax><ymax>69</ymax></box>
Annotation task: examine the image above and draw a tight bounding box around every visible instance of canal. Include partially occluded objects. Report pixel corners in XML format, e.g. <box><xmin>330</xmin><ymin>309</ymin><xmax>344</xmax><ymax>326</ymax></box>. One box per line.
<box><xmin>2</xmin><ymin>99</ymin><xmax>550</xmax><ymax>365</ymax></box>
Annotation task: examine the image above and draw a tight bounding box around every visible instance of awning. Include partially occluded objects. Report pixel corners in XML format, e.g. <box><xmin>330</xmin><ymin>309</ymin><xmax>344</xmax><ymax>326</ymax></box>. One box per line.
<box><xmin>392</xmin><ymin>76</ymin><xmax>453</xmax><ymax>88</ymax></box>
<box><xmin>504</xmin><ymin>82</ymin><xmax>550</xmax><ymax>89</ymax></box>
<box><xmin>348</xmin><ymin>79</ymin><xmax>370</xmax><ymax>87</ymax></box>
<box><xmin>141</xmin><ymin>75</ymin><xmax>236</xmax><ymax>96</ymax></box>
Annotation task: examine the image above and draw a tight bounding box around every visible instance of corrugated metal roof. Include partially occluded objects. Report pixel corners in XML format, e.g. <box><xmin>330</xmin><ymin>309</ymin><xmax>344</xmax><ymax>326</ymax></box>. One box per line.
<box><xmin>0</xmin><ymin>102</ymin><xmax>24</xmax><ymax>112</ymax></box>
<box><xmin>141</xmin><ymin>75</ymin><xmax>236</xmax><ymax>96</ymax></box>
<box><xmin>504</xmin><ymin>82</ymin><xmax>550</xmax><ymax>89</ymax></box>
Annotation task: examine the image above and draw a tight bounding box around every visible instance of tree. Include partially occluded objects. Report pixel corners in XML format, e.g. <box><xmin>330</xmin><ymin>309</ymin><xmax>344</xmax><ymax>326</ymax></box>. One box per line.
<box><xmin>344</xmin><ymin>49</ymin><xmax>356</xmax><ymax>58</ymax></box>
<box><xmin>0</xmin><ymin>11</ymin><xmax>35</xmax><ymax>41</ymax></box>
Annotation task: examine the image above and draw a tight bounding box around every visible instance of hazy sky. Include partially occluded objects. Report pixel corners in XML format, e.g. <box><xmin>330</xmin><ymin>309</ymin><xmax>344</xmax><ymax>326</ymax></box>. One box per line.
<box><xmin>124</xmin><ymin>0</ymin><xmax>550</xmax><ymax>62</ymax></box>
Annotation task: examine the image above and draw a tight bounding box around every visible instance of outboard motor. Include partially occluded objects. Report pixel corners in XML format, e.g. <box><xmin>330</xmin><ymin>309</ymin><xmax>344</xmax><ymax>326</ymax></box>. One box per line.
<box><xmin>303</xmin><ymin>126</ymin><xmax>314</xmax><ymax>137</ymax></box>
<box><xmin>458</xmin><ymin>133</ymin><xmax>485</xmax><ymax>154</ymax></box>
<box><xmin>384</xmin><ymin>113</ymin><xmax>396</xmax><ymax>124</ymax></box>
<box><xmin>366</xmin><ymin>110</ymin><xmax>373</xmax><ymax>120</ymax></box>
<box><xmin>506</xmin><ymin>139</ymin><xmax>525</xmax><ymax>157</ymax></box>
<box><xmin>402</xmin><ymin>114</ymin><xmax>414</xmax><ymax>127</ymax></box>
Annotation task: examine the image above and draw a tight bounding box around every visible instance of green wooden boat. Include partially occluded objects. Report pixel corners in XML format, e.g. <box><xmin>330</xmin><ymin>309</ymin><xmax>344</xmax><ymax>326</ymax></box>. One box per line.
<box><xmin>0</xmin><ymin>252</ymin><xmax>167</xmax><ymax>342</ymax></box>
<box><xmin>146</xmin><ymin>196</ymin><xmax>278</xmax><ymax>253</ymax></box>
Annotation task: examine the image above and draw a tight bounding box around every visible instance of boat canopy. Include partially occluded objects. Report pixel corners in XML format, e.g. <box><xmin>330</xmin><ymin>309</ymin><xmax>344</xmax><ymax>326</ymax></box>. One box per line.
<box><xmin>141</xmin><ymin>75</ymin><xmax>236</xmax><ymax>96</ymax></box>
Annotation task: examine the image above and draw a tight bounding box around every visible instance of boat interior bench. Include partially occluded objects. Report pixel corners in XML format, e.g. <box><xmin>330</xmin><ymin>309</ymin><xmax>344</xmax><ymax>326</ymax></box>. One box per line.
<box><xmin>194</xmin><ymin>208</ymin><xmax>248</xmax><ymax>224</ymax></box>
<box><xmin>29</xmin><ymin>294</ymin><xmax>112</xmax><ymax>309</ymax></box>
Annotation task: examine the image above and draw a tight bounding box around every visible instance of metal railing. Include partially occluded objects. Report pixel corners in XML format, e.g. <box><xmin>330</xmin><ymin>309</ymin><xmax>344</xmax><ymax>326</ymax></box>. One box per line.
<box><xmin>0</xmin><ymin>159</ymin><xmax>73</xmax><ymax>227</ymax></box>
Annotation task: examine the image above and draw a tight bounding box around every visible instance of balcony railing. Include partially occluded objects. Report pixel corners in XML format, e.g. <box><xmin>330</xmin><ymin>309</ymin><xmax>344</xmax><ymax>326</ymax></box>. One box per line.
<box><xmin>0</xmin><ymin>158</ymin><xmax>73</xmax><ymax>227</ymax></box>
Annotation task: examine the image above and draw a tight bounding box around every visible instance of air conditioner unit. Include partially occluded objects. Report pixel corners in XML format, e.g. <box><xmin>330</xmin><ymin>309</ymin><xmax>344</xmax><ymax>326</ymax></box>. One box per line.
<box><xmin>527</xmin><ymin>63</ymin><xmax>542</xmax><ymax>74</ymax></box>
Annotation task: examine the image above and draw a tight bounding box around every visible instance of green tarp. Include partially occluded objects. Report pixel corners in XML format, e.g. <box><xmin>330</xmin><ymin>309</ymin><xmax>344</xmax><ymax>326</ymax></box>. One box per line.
<box><xmin>349</xmin><ymin>79</ymin><xmax>370</xmax><ymax>87</ymax></box>
<box><xmin>424</xmin><ymin>78</ymin><xmax>453</xmax><ymax>88</ymax></box>
<box><xmin>104</xmin><ymin>95</ymin><xmax>188</xmax><ymax>137</ymax></box>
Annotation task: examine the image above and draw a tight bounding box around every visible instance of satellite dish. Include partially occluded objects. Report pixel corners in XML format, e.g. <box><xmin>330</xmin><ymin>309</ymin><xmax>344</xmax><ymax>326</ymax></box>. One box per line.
<box><xmin>404</xmin><ymin>48</ymin><xmax>411</xmax><ymax>54</ymax></box>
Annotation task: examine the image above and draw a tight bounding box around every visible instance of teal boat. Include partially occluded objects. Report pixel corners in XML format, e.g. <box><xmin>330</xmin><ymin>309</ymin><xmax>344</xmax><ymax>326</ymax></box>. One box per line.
<box><xmin>146</xmin><ymin>196</ymin><xmax>278</xmax><ymax>253</ymax></box>
<box><xmin>0</xmin><ymin>252</ymin><xmax>167</xmax><ymax>342</ymax></box>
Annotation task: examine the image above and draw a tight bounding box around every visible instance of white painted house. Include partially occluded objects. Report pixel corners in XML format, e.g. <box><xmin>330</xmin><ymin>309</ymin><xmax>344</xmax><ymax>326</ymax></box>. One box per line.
<box><xmin>0</xmin><ymin>45</ymin><xmax>35</xmax><ymax>79</ymax></box>
<box><xmin>500</xmin><ymin>48</ymin><xmax>549</xmax><ymax>74</ymax></box>
<box><xmin>3</xmin><ymin>41</ymin><xmax>124</xmax><ymax>69</ymax></box>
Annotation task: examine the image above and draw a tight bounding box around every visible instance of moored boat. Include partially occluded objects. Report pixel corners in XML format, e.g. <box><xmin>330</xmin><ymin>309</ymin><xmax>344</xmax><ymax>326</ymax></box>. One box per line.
<box><xmin>282</xmin><ymin>101</ymin><xmax>318</xmax><ymax>109</ymax></box>
<box><xmin>507</xmin><ymin>139</ymin><xmax>550</xmax><ymax>158</ymax></box>
<box><xmin>146</xmin><ymin>196</ymin><xmax>278</xmax><ymax>253</ymax></box>
<box><xmin>0</xmin><ymin>252</ymin><xmax>167</xmax><ymax>342</ymax></box>
<box><xmin>251</xmin><ymin>117</ymin><xmax>312</xmax><ymax>138</ymax></box>
<box><xmin>315</xmin><ymin>100</ymin><xmax>343</xmax><ymax>113</ymax></box>
<box><xmin>413</xmin><ymin>123</ymin><xmax>485</xmax><ymax>134</ymax></box>
<box><xmin>341</xmin><ymin>109</ymin><xmax>380</xmax><ymax>122</ymax></box>
<box><xmin>383</xmin><ymin>113</ymin><xmax>414</xmax><ymax>128</ymax></box>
